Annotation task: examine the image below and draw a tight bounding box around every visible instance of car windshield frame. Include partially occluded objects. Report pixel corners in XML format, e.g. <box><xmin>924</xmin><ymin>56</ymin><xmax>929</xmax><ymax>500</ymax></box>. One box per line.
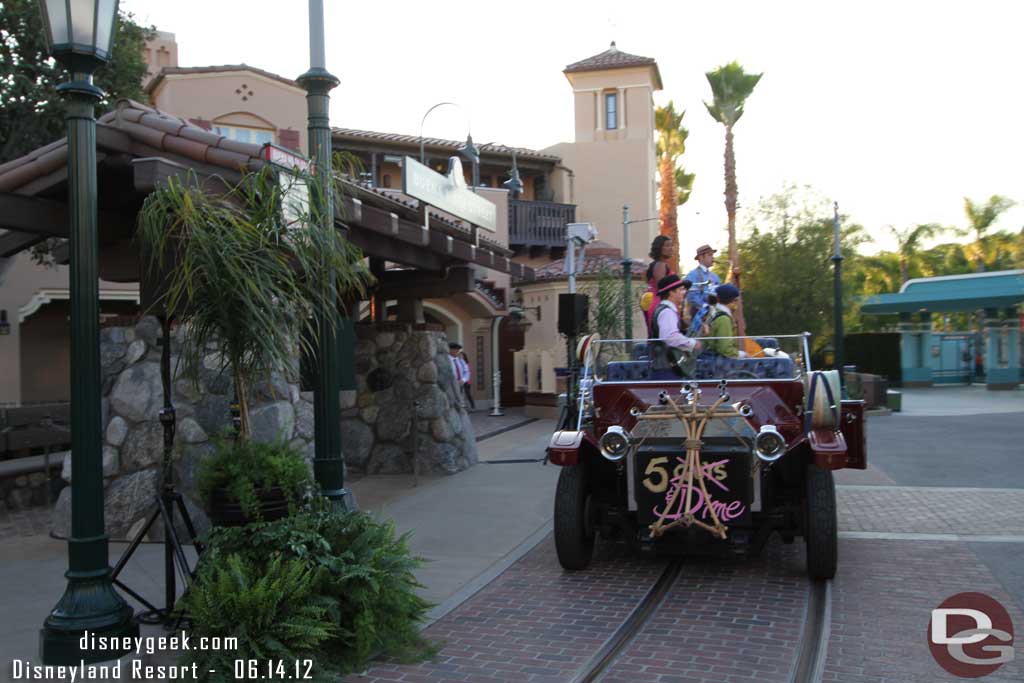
<box><xmin>581</xmin><ymin>333</ymin><xmax>813</xmax><ymax>385</ymax></box>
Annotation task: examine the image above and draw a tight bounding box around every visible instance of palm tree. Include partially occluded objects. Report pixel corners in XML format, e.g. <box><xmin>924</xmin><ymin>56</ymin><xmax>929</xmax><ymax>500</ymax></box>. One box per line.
<box><xmin>655</xmin><ymin>102</ymin><xmax>694</xmax><ymax>273</ymax></box>
<box><xmin>704</xmin><ymin>61</ymin><xmax>762</xmax><ymax>335</ymax></box>
<box><xmin>887</xmin><ymin>223</ymin><xmax>943</xmax><ymax>284</ymax></box>
<box><xmin>962</xmin><ymin>195</ymin><xmax>1015</xmax><ymax>271</ymax></box>
<box><xmin>139</xmin><ymin>166</ymin><xmax>370</xmax><ymax>440</ymax></box>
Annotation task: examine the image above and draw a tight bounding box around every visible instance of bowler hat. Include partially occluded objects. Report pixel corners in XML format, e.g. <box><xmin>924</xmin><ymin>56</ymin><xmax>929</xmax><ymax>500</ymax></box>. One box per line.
<box><xmin>695</xmin><ymin>244</ymin><xmax>716</xmax><ymax>259</ymax></box>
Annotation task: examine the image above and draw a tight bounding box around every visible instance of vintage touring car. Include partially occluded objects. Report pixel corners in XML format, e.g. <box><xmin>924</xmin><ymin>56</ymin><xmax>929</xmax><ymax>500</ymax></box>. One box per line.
<box><xmin>548</xmin><ymin>334</ymin><xmax>866</xmax><ymax>579</ymax></box>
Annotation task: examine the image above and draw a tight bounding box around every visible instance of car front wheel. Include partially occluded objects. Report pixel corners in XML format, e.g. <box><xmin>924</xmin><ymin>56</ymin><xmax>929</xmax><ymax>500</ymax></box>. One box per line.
<box><xmin>804</xmin><ymin>465</ymin><xmax>838</xmax><ymax>580</ymax></box>
<box><xmin>554</xmin><ymin>464</ymin><xmax>595</xmax><ymax>570</ymax></box>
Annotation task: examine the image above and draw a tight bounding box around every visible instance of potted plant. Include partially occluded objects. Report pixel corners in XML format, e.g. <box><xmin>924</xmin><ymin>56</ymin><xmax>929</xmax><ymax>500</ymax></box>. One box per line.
<box><xmin>138</xmin><ymin>164</ymin><xmax>370</xmax><ymax>520</ymax></box>
<box><xmin>196</xmin><ymin>439</ymin><xmax>313</xmax><ymax>526</ymax></box>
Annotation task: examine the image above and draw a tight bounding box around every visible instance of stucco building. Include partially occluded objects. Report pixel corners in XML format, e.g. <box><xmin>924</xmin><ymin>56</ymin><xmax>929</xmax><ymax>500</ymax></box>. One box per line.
<box><xmin>1</xmin><ymin>36</ymin><xmax>663</xmax><ymax>411</ymax></box>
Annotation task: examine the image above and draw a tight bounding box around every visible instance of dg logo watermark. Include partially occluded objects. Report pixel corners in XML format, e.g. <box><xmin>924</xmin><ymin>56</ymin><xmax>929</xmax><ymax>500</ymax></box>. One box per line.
<box><xmin>928</xmin><ymin>592</ymin><xmax>1015</xmax><ymax>678</ymax></box>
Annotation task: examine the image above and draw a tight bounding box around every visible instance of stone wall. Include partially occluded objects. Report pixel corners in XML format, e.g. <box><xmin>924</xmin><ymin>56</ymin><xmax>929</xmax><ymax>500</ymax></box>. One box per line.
<box><xmin>345</xmin><ymin>323</ymin><xmax>476</xmax><ymax>475</ymax></box>
<box><xmin>50</xmin><ymin>318</ymin><xmax>476</xmax><ymax>540</ymax></box>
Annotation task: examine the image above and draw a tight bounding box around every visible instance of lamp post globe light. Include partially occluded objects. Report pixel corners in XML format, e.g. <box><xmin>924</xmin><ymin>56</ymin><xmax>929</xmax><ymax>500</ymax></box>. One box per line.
<box><xmin>36</xmin><ymin>0</ymin><xmax>139</xmax><ymax>664</ymax></box>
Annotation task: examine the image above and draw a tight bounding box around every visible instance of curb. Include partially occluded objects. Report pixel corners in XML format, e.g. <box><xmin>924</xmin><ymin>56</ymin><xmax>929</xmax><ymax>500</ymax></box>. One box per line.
<box><xmin>475</xmin><ymin>417</ymin><xmax>539</xmax><ymax>442</ymax></box>
<box><xmin>420</xmin><ymin>521</ymin><xmax>552</xmax><ymax>630</ymax></box>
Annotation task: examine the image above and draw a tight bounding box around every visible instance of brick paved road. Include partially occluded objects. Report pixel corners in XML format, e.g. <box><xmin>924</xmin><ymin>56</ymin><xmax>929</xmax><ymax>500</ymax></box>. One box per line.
<box><xmin>825</xmin><ymin>538</ymin><xmax>1024</xmax><ymax>683</ymax></box>
<box><xmin>596</xmin><ymin>540</ymin><xmax>807</xmax><ymax>683</ymax></box>
<box><xmin>345</xmin><ymin>538</ymin><xmax>667</xmax><ymax>683</ymax></box>
<box><xmin>837</xmin><ymin>485</ymin><xmax>1024</xmax><ymax>535</ymax></box>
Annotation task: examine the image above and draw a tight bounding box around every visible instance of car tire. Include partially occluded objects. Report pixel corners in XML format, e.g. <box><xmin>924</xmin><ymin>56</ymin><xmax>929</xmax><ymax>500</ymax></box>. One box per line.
<box><xmin>554</xmin><ymin>464</ymin><xmax>595</xmax><ymax>570</ymax></box>
<box><xmin>804</xmin><ymin>465</ymin><xmax>837</xmax><ymax>580</ymax></box>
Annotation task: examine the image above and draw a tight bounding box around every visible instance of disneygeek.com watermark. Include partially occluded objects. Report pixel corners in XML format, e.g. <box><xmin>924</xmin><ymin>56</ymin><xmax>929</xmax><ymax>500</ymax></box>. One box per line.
<box><xmin>928</xmin><ymin>592</ymin><xmax>1016</xmax><ymax>678</ymax></box>
<box><xmin>10</xmin><ymin>631</ymin><xmax>236</xmax><ymax>680</ymax></box>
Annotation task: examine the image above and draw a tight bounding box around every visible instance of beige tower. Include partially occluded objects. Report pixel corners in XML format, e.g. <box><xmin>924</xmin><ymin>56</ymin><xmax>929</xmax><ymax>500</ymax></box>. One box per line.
<box><xmin>543</xmin><ymin>42</ymin><xmax>662</xmax><ymax>254</ymax></box>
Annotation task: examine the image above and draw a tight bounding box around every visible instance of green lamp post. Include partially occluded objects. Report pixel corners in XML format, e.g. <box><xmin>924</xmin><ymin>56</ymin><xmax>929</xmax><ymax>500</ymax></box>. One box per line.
<box><xmin>36</xmin><ymin>0</ymin><xmax>139</xmax><ymax>664</ymax></box>
<box><xmin>298</xmin><ymin>0</ymin><xmax>354</xmax><ymax>510</ymax></box>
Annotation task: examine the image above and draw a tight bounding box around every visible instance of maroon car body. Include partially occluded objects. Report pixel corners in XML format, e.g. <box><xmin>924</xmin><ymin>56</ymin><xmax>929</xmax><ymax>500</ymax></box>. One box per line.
<box><xmin>548</xmin><ymin>335</ymin><xmax>866</xmax><ymax>579</ymax></box>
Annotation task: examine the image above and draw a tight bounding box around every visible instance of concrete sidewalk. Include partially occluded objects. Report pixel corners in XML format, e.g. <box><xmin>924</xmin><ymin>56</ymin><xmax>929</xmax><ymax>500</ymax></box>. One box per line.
<box><xmin>898</xmin><ymin>384</ymin><xmax>1024</xmax><ymax>416</ymax></box>
<box><xmin>0</xmin><ymin>417</ymin><xmax>558</xmax><ymax>677</ymax></box>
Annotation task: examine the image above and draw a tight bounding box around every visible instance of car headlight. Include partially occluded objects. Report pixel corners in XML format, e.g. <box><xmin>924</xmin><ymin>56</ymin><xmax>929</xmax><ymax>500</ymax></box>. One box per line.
<box><xmin>753</xmin><ymin>424</ymin><xmax>786</xmax><ymax>462</ymax></box>
<box><xmin>599</xmin><ymin>425</ymin><xmax>630</xmax><ymax>462</ymax></box>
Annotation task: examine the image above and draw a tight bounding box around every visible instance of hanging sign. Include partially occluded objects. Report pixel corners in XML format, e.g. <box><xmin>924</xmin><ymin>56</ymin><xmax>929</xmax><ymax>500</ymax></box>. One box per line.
<box><xmin>402</xmin><ymin>156</ymin><xmax>496</xmax><ymax>231</ymax></box>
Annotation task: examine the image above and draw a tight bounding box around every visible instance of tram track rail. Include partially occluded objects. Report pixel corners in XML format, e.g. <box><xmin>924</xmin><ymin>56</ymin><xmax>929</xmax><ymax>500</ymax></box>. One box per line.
<box><xmin>790</xmin><ymin>579</ymin><xmax>831</xmax><ymax>683</ymax></box>
<box><xmin>567</xmin><ymin>559</ymin><xmax>683</xmax><ymax>683</ymax></box>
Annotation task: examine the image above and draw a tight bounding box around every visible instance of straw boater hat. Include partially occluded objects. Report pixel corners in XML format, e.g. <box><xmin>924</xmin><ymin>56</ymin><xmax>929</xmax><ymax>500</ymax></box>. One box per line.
<box><xmin>694</xmin><ymin>244</ymin><xmax>716</xmax><ymax>259</ymax></box>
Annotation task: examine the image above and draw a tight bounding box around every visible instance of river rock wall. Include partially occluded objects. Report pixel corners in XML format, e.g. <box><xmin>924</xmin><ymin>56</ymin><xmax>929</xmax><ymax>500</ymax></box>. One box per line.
<box><xmin>50</xmin><ymin>318</ymin><xmax>476</xmax><ymax>540</ymax></box>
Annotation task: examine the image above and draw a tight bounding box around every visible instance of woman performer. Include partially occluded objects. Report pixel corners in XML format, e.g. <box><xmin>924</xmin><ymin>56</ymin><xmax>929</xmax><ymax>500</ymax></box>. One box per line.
<box><xmin>640</xmin><ymin>235</ymin><xmax>675</xmax><ymax>326</ymax></box>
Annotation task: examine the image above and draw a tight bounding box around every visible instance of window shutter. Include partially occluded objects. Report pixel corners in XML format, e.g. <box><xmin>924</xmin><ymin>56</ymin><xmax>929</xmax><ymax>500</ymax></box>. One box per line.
<box><xmin>278</xmin><ymin>129</ymin><xmax>301</xmax><ymax>152</ymax></box>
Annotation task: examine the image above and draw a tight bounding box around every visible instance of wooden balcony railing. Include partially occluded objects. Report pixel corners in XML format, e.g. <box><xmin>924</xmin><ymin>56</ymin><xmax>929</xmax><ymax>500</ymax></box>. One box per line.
<box><xmin>508</xmin><ymin>199</ymin><xmax>576</xmax><ymax>248</ymax></box>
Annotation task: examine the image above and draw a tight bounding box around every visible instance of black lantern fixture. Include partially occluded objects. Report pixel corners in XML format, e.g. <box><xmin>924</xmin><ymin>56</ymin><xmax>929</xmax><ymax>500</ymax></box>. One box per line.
<box><xmin>502</xmin><ymin>149</ymin><xmax>524</xmax><ymax>198</ymax></box>
<box><xmin>38</xmin><ymin>0</ymin><xmax>120</xmax><ymax>74</ymax></box>
<box><xmin>460</xmin><ymin>133</ymin><xmax>480</xmax><ymax>190</ymax></box>
<box><xmin>36</xmin><ymin>0</ymin><xmax>140</xmax><ymax>665</ymax></box>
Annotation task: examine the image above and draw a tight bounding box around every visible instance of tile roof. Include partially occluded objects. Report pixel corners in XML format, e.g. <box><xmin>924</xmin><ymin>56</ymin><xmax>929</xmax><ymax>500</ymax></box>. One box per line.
<box><xmin>0</xmin><ymin>100</ymin><xmax>525</xmax><ymax>272</ymax></box>
<box><xmin>565</xmin><ymin>42</ymin><xmax>656</xmax><ymax>72</ymax></box>
<box><xmin>144</xmin><ymin>64</ymin><xmax>302</xmax><ymax>94</ymax></box>
<box><xmin>527</xmin><ymin>240</ymin><xmax>647</xmax><ymax>283</ymax></box>
<box><xmin>331</xmin><ymin>128</ymin><xmax>561</xmax><ymax>164</ymax></box>
<box><xmin>0</xmin><ymin>99</ymin><xmax>266</xmax><ymax>194</ymax></box>
<box><xmin>564</xmin><ymin>42</ymin><xmax>662</xmax><ymax>88</ymax></box>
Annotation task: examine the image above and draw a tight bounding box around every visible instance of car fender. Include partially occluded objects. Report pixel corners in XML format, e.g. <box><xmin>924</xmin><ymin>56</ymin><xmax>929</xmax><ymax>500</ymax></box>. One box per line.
<box><xmin>547</xmin><ymin>430</ymin><xmax>601</xmax><ymax>467</ymax></box>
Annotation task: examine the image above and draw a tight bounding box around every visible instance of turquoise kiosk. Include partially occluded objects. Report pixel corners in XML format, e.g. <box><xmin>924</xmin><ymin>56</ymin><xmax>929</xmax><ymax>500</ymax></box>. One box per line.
<box><xmin>861</xmin><ymin>270</ymin><xmax>1023</xmax><ymax>390</ymax></box>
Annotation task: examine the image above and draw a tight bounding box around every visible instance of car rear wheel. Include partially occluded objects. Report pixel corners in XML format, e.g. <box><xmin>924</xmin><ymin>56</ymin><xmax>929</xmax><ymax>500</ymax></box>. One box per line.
<box><xmin>804</xmin><ymin>465</ymin><xmax>837</xmax><ymax>580</ymax></box>
<box><xmin>554</xmin><ymin>464</ymin><xmax>595</xmax><ymax>570</ymax></box>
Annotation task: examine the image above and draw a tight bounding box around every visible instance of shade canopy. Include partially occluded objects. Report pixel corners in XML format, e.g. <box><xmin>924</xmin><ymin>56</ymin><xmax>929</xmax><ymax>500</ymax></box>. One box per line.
<box><xmin>37</xmin><ymin>0</ymin><xmax>119</xmax><ymax>69</ymax></box>
<box><xmin>860</xmin><ymin>270</ymin><xmax>1024</xmax><ymax>314</ymax></box>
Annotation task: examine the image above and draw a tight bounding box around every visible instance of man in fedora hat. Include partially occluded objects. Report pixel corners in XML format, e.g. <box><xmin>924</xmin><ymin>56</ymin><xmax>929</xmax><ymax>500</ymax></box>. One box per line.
<box><xmin>648</xmin><ymin>274</ymin><xmax>702</xmax><ymax>379</ymax></box>
<box><xmin>685</xmin><ymin>244</ymin><xmax>722</xmax><ymax>317</ymax></box>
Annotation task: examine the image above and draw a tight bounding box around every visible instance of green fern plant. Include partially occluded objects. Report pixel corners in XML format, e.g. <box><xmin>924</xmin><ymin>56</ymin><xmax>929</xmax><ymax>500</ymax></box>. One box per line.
<box><xmin>196</xmin><ymin>439</ymin><xmax>313</xmax><ymax>520</ymax></box>
<box><xmin>199</xmin><ymin>506</ymin><xmax>435</xmax><ymax>674</ymax></box>
<box><xmin>181</xmin><ymin>553</ymin><xmax>338</xmax><ymax>682</ymax></box>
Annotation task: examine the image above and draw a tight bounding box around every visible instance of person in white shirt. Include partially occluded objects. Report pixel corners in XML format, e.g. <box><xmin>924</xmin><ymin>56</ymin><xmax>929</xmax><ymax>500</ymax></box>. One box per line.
<box><xmin>648</xmin><ymin>274</ymin><xmax>702</xmax><ymax>379</ymax></box>
<box><xmin>448</xmin><ymin>342</ymin><xmax>473</xmax><ymax>410</ymax></box>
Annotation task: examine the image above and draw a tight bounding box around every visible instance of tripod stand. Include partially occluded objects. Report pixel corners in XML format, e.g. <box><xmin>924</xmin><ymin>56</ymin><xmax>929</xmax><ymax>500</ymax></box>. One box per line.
<box><xmin>110</xmin><ymin>316</ymin><xmax>203</xmax><ymax>626</ymax></box>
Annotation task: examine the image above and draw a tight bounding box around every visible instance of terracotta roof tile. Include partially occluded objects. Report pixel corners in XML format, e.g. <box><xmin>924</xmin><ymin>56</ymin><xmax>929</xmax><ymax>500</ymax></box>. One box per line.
<box><xmin>331</xmin><ymin>128</ymin><xmax>561</xmax><ymax>164</ymax></box>
<box><xmin>162</xmin><ymin>134</ymin><xmax>209</xmax><ymax>162</ymax></box>
<box><xmin>565</xmin><ymin>41</ymin><xmax>656</xmax><ymax>72</ymax></box>
<box><xmin>178</xmin><ymin>125</ymin><xmax>223</xmax><ymax>148</ymax></box>
<box><xmin>530</xmin><ymin>240</ymin><xmax>646</xmax><ymax>282</ymax></box>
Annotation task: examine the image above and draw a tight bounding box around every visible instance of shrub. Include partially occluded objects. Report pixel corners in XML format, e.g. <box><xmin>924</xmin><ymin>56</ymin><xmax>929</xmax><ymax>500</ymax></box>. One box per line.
<box><xmin>196</xmin><ymin>439</ymin><xmax>313</xmax><ymax>520</ymax></box>
<box><xmin>196</xmin><ymin>506</ymin><xmax>435</xmax><ymax>674</ymax></box>
<box><xmin>181</xmin><ymin>553</ymin><xmax>338</xmax><ymax>682</ymax></box>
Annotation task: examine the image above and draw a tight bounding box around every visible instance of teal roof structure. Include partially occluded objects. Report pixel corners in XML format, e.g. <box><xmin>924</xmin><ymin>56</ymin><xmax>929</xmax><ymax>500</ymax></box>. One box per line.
<box><xmin>860</xmin><ymin>269</ymin><xmax>1024</xmax><ymax>314</ymax></box>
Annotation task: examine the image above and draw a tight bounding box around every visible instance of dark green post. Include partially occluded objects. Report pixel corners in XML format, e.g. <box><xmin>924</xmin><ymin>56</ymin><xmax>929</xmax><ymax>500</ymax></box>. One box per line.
<box><xmin>832</xmin><ymin>201</ymin><xmax>845</xmax><ymax>390</ymax></box>
<box><xmin>299</xmin><ymin>0</ymin><xmax>351</xmax><ymax>510</ymax></box>
<box><xmin>622</xmin><ymin>203</ymin><xmax>632</xmax><ymax>341</ymax></box>
<box><xmin>40</xmin><ymin>76</ymin><xmax>138</xmax><ymax>664</ymax></box>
